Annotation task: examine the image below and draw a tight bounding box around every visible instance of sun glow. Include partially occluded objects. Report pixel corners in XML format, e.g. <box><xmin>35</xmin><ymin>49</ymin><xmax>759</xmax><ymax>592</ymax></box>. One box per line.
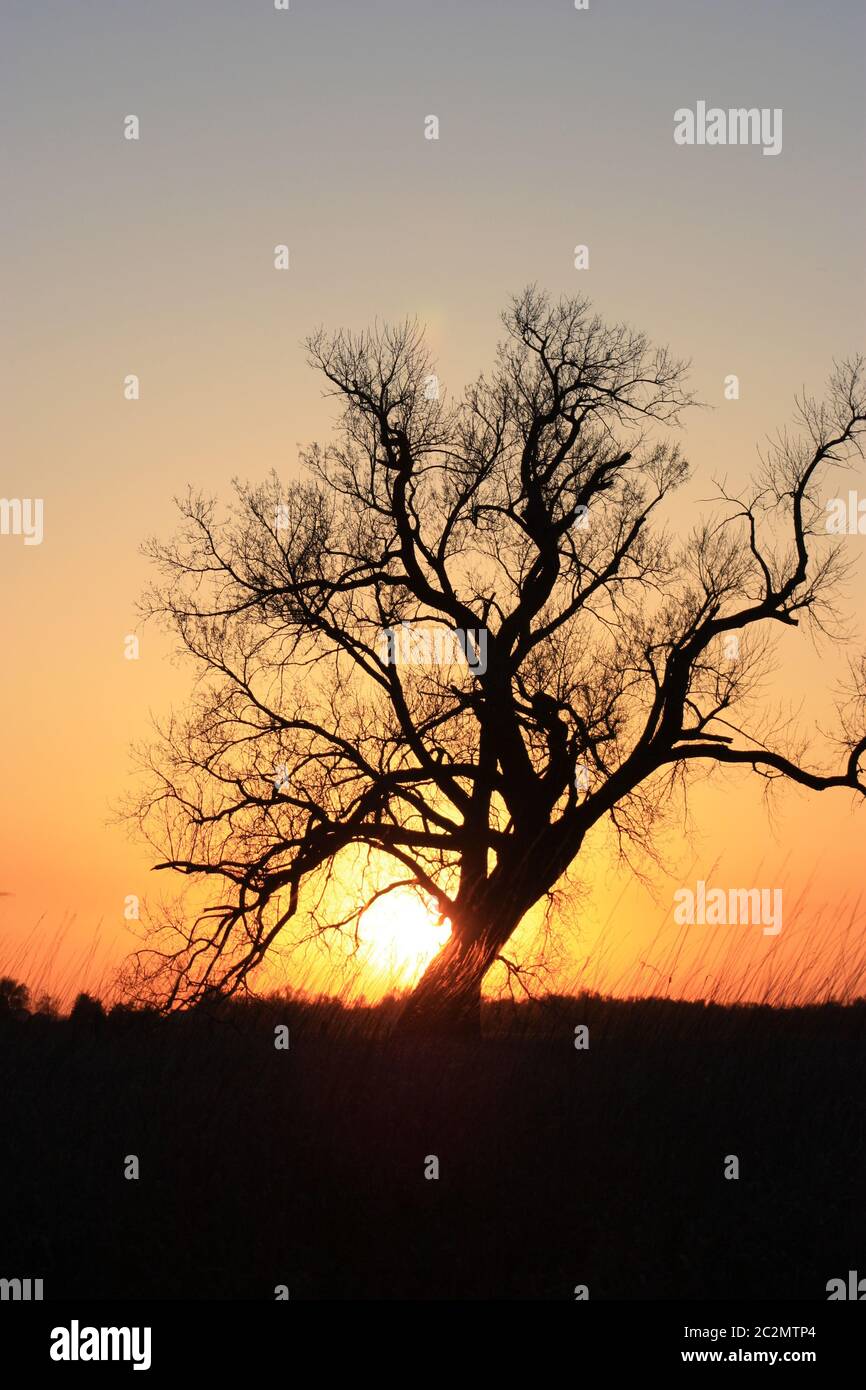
<box><xmin>357</xmin><ymin>889</ymin><xmax>452</xmax><ymax>989</ymax></box>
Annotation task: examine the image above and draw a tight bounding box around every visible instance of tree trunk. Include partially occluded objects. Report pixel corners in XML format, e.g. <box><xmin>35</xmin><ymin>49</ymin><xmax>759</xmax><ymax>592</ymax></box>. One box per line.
<box><xmin>395</xmin><ymin>926</ymin><xmax>501</xmax><ymax>1040</ymax></box>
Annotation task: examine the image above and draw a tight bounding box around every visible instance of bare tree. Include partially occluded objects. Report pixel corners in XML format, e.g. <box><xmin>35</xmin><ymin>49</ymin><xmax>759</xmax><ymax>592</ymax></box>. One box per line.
<box><xmin>125</xmin><ymin>288</ymin><xmax>866</xmax><ymax>1033</ymax></box>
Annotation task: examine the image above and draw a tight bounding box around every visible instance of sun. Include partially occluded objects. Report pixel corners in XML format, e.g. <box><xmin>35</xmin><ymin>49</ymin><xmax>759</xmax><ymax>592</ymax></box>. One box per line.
<box><xmin>357</xmin><ymin>888</ymin><xmax>452</xmax><ymax>989</ymax></box>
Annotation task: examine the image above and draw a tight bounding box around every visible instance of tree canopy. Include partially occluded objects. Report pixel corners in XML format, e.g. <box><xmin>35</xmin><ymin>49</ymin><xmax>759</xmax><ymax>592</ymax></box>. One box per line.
<box><xmin>125</xmin><ymin>288</ymin><xmax>866</xmax><ymax>1028</ymax></box>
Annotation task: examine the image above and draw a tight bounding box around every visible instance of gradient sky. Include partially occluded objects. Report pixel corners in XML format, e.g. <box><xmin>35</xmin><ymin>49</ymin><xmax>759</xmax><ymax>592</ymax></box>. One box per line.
<box><xmin>2</xmin><ymin>0</ymin><xmax>865</xmax><ymax>1004</ymax></box>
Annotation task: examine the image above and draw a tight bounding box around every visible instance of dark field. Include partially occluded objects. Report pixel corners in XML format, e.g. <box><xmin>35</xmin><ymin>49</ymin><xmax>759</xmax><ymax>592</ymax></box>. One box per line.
<box><xmin>1</xmin><ymin>995</ymin><xmax>864</xmax><ymax>1300</ymax></box>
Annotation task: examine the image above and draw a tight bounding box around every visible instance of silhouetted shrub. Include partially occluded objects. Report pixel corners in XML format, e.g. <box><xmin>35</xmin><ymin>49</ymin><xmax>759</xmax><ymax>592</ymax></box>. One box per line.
<box><xmin>33</xmin><ymin>992</ymin><xmax>61</xmax><ymax>1019</ymax></box>
<box><xmin>0</xmin><ymin>977</ymin><xmax>30</xmax><ymax>1021</ymax></box>
<box><xmin>70</xmin><ymin>992</ymin><xmax>105</xmax><ymax>1027</ymax></box>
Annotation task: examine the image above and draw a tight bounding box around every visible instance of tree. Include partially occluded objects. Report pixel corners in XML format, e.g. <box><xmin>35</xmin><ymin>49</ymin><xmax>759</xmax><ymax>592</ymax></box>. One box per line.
<box><xmin>33</xmin><ymin>992</ymin><xmax>61</xmax><ymax>1019</ymax></box>
<box><xmin>0</xmin><ymin>976</ymin><xmax>30</xmax><ymax>1020</ymax></box>
<box><xmin>126</xmin><ymin>288</ymin><xmax>866</xmax><ymax>1033</ymax></box>
<box><xmin>70</xmin><ymin>992</ymin><xmax>106</xmax><ymax>1027</ymax></box>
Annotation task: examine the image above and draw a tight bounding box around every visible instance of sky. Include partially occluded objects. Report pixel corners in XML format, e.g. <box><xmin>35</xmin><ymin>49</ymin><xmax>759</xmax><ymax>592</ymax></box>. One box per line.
<box><xmin>2</xmin><ymin>0</ymin><xmax>865</xmax><ymax>1005</ymax></box>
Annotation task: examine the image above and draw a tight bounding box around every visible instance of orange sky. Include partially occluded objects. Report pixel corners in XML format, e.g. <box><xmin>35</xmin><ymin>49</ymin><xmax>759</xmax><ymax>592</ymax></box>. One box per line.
<box><xmin>2</xmin><ymin>0</ymin><xmax>865</xmax><ymax>1007</ymax></box>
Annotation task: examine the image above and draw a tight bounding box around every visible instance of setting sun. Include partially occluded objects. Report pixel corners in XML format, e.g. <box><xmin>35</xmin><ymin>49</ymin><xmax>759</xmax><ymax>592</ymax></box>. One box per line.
<box><xmin>357</xmin><ymin>890</ymin><xmax>452</xmax><ymax>989</ymax></box>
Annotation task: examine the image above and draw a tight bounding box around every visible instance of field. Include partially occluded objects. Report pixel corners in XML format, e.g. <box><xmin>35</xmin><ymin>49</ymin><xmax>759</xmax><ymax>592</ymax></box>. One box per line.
<box><xmin>1</xmin><ymin>993</ymin><xmax>864</xmax><ymax>1301</ymax></box>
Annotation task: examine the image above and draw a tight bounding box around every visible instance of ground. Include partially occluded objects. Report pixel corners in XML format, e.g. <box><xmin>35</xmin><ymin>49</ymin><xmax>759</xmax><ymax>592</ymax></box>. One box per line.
<box><xmin>0</xmin><ymin>994</ymin><xmax>863</xmax><ymax>1300</ymax></box>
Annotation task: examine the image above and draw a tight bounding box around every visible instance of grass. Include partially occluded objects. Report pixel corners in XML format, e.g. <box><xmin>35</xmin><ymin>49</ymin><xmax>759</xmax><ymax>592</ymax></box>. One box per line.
<box><xmin>1</xmin><ymin>990</ymin><xmax>864</xmax><ymax>1299</ymax></box>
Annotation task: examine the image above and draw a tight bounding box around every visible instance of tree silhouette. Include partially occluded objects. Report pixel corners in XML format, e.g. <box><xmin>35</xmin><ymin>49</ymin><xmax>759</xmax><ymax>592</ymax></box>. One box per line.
<box><xmin>127</xmin><ymin>288</ymin><xmax>866</xmax><ymax>1033</ymax></box>
<box><xmin>70</xmin><ymin>992</ymin><xmax>106</xmax><ymax>1027</ymax></box>
<box><xmin>0</xmin><ymin>976</ymin><xmax>30</xmax><ymax>1020</ymax></box>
